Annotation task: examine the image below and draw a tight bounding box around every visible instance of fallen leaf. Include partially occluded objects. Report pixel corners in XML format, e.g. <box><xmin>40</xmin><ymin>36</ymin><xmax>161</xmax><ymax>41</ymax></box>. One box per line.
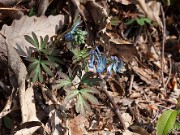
<box><xmin>0</xmin><ymin>15</ymin><xmax>65</xmax><ymax>56</ymax></box>
<box><xmin>109</xmin><ymin>44</ymin><xmax>139</xmax><ymax>62</ymax></box>
<box><xmin>68</xmin><ymin>115</ymin><xmax>88</xmax><ymax>135</ymax></box>
<box><xmin>135</xmin><ymin>0</ymin><xmax>163</xmax><ymax>28</ymax></box>
<box><xmin>106</xmin><ymin>32</ymin><xmax>132</xmax><ymax>44</ymax></box>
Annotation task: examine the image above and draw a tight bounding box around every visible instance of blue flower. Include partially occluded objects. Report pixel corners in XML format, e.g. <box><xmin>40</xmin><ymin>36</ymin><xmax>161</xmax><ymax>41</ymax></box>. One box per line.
<box><xmin>88</xmin><ymin>47</ymin><xmax>107</xmax><ymax>73</ymax></box>
<box><xmin>89</xmin><ymin>50</ymin><xmax>95</xmax><ymax>68</ymax></box>
<box><xmin>116</xmin><ymin>59</ymin><xmax>124</xmax><ymax>73</ymax></box>
<box><xmin>107</xmin><ymin>56</ymin><xmax>124</xmax><ymax>74</ymax></box>
<box><xmin>65</xmin><ymin>20</ymin><xmax>82</xmax><ymax>41</ymax></box>
<box><xmin>95</xmin><ymin>47</ymin><xmax>107</xmax><ymax>73</ymax></box>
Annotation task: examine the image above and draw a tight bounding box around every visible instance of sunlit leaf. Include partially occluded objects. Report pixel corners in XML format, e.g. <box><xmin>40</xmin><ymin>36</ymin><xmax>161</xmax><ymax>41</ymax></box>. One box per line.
<box><xmin>125</xmin><ymin>19</ymin><xmax>136</xmax><ymax>25</ymax></box>
<box><xmin>41</xmin><ymin>35</ymin><xmax>49</xmax><ymax>50</ymax></box>
<box><xmin>32</xmin><ymin>32</ymin><xmax>39</xmax><ymax>48</ymax></box>
<box><xmin>54</xmin><ymin>79</ymin><xmax>72</xmax><ymax>89</ymax></box>
<box><xmin>80</xmin><ymin>88</ymin><xmax>99</xmax><ymax>94</ymax></box>
<box><xmin>64</xmin><ymin>90</ymin><xmax>79</xmax><ymax>102</ymax></box>
<box><xmin>75</xmin><ymin>94</ymin><xmax>91</xmax><ymax>116</ymax></box>
<box><xmin>143</xmin><ymin>18</ymin><xmax>152</xmax><ymax>24</ymax></box>
<box><xmin>156</xmin><ymin>110</ymin><xmax>177</xmax><ymax>135</ymax></box>
<box><xmin>81</xmin><ymin>92</ymin><xmax>99</xmax><ymax>105</ymax></box>
<box><xmin>24</xmin><ymin>35</ymin><xmax>37</xmax><ymax>48</ymax></box>
<box><xmin>136</xmin><ymin>18</ymin><xmax>145</xmax><ymax>25</ymax></box>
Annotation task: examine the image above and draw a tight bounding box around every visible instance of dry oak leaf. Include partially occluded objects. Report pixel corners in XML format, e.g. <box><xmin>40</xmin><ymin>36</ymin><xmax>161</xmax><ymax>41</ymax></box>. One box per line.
<box><xmin>0</xmin><ymin>15</ymin><xmax>65</xmax><ymax>56</ymax></box>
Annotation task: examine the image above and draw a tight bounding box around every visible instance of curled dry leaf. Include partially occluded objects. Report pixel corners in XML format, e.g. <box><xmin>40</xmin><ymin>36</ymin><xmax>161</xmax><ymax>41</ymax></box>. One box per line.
<box><xmin>106</xmin><ymin>32</ymin><xmax>132</xmax><ymax>45</ymax></box>
<box><xmin>71</xmin><ymin>0</ymin><xmax>108</xmax><ymax>30</ymax></box>
<box><xmin>0</xmin><ymin>90</ymin><xmax>17</xmax><ymax>119</ymax></box>
<box><xmin>7</xmin><ymin>42</ymin><xmax>41</xmax><ymax>133</ymax></box>
<box><xmin>135</xmin><ymin>0</ymin><xmax>163</xmax><ymax>28</ymax></box>
<box><xmin>132</xmin><ymin>65</ymin><xmax>159</xmax><ymax>87</ymax></box>
<box><xmin>115</xmin><ymin>0</ymin><xmax>132</xmax><ymax>5</ymax></box>
<box><xmin>0</xmin><ymin>15</ymin><xmax>65</xmax><ymax>56</ymax></box>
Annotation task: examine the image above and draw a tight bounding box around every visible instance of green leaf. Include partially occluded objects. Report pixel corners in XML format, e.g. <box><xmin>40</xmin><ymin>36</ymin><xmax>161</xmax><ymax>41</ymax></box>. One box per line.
<box><xmin>54</xmin><ymin>79</ymin><xmax>72</xmax><ymax>89</ymax></box>
<box><xmin>143</xmin><ymin>18</ymin><xmax>152</xmax><ymax>24</ymax></box>
<box><xmin>71</xmin><ymin>48</ymin><xmax>89</xmax><ymax>63</ymax></box>
<box><xmin>3</xmin><ymin>116</ymin><xmax>13</xmax><ymax>129</ymax></box>
<box><xmin>47</xmin><ymin>55</ymin><xmax>64</xmax><ymax>65</ymax></box>
<box><xmin>81</xmin><ymin>72</ymin><xmax>94</xmax><ymax>82</ymax></box>
<box><xmin>110</xmin><ymin>17</ymin><xmax>120</xmax><ymax>26</ymax></box>
<box><xmin>156</xmin><ymin>110</ymin><xmax>177</xmax><ymax>135</ymax></box>
<box><xmin>136</xmin><ymin>18</ymin><xmax>145</xmax><ymax>25</ymax></box>
<box><xmin>24</xmin><ymin>35</ymin><xmax>37</xmax><ymax>48</ymax></box>
<box><xmin>38</xmin><ymin>66</ymin><xmax>43</xmax><ymax>82</ymax></box>
<box><xmin>28</xmin><ymin>60</ymin><xmax>39</xmax><ymax>72</ymax></box>
<box><xmin>41</xmin><ymin>35</ymin><xmax>49</xmax><ymax>50</ymax></box>
<box><xmin>125</xmin><ymin>19</ymin><xmax>136</xmax><ymax>25</ymax></box>
<box><xmin>80</xmin><ymin>88</ymin><xmax>99</xmax><ymax>94</ymax></box>
<box><xmin>82</xmin><ymin>78</ymin><xmax>101</xmax><ymax>86</ymax></box>
<box><xmin>41</xmin><ymin>62</ymin><xmax>54</xmax><ymax>76</ymax></box>
<box><xmin>75</xmin><ymin>94</ymin><xmax>91</xmax><ymax>116</ymax></box>
<box><xmin>32</xmin><ymin>32</ymin><xmax>39</xmax><ymax>48</ymax></box>
<box><xmin>81</xmin><ymin>92</ymin><xmax>99</xmax><ymax>105</ymax></box>
<box><xmin>64</xmin><ymin>90</ymin><xmax>79</xmax><ymax>102</ymax></box>
<box><xmin>173</xmin><ymin>121</ymin><xmax>180</xmax><ymax>130</ymax></box>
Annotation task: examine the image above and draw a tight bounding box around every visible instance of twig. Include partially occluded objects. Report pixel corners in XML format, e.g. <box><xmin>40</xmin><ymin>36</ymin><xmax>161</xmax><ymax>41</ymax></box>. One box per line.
<box><xmin>160</xmin><ymin>4</ymin><xmax>166</xmax><ymax>96</ymax></box>
<box><xmin>101</xmin><ymin>81</ymin><xmax>126</xmax><ymax>130</ymax></box>
<box><xmin>0</xmin><ymin>7</ymin><xmax>28</xmax><ymax>11</ymax></box>
<box><xmin>165</xmin><ymin>55</ymin><xmax>172</xmax><ymax>88</ymax></box>
<box><xmin>128</xmin><ymin>74</ymin><xmax>134</xmax><ymax>94</ymax></box>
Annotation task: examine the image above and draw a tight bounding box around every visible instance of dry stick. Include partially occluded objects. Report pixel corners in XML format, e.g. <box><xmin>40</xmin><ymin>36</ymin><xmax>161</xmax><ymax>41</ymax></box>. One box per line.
<box><xmin>165</xmin><ymin>56</ymin><xmax>172</xmax><ymax>88</ymax></box>
<box><xmin>128</xmin><ymin>75</ymin><xmax>134</xmax><ymax>94</ymax></box>
<box><xmin>0</xmin><ymin>7</ymin><xmax>27</xmax><ymax>11</ymax></box>
<box><xmin>160</xmin><ymin>4</ymin><xmax>166</xmax><ymax>96</ymax></box>
<box><xmin>101</xmin><ymin>84</ymin><xmax>126</xmax><ymax>130</ymax></box>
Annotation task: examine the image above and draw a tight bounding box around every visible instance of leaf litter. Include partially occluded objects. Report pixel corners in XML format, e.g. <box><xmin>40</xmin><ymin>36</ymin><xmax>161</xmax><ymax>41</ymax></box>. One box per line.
<box><xmin>0</xmin><ymin>0</ymin><xmax>180</xmax><ymax>135</ymax></box>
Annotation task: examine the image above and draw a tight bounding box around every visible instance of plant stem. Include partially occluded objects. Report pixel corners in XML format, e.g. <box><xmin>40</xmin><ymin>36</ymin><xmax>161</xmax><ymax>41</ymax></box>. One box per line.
<box><xmin>101</xmin><ymin>81</ymin><xmax>126</xmax><ymax>130</ymax></box>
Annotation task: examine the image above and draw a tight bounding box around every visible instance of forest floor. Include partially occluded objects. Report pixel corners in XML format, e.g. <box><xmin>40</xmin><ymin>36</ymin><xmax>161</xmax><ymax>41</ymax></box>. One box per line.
<box><xmin>0</xmin><ymin>0</ymin><xmax>180</xmax><ymax>135</ymax></box>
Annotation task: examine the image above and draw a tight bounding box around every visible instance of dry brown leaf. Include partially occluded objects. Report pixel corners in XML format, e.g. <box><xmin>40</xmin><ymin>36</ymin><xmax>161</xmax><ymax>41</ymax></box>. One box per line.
<box><xmin>71</xmin><ymin>0</ymin><xmax>108</xmax><ymax>30</ymax></box>
<box><xmin>110</xmin><ymin>44</ymin><xmax>139</xmax><ymax>62</ymax></box>
<box><xmin>123</xmin><ymin>129</ymin><xmax>141</xmax><ymax>135</ymax></box>
<box><xmin>68</xmin><ymin>115</ymin><xmax>88</xmax><ymax>135</ymax></box>
<box><xmin>115</xmin><ymin>0</ymin><xmax>132</xmax><ymax>5</ymax></box>
<box><xmin>106</xmin><ymin>32</ymin><xmax>132</xmax><ymax>44</ymax></box>
<box><xmin>132</xmin><ymin>66</ymin><xmax>159</xmax><ymax>87</ymax></box>
<box><xmin>0</xmin><ymin>15</ymin><xmax>65</xmax><ymax>56</ymax></box>
<box><xmin>121</xmin><ymin>113</ymin><xmax>133</xmax><ymax>128</ymax></box>
<box><xmin>38</xmin><ymin>0</ymin><xmax>53</xmax><ymax>16</ymax></box>
<box><xmin>108</xmin><ymin>78</ymin><xmax>125</xmax><ymax>96</ymax></box>
<box><xmin>129</xmin><ymin>125</ymin><xmax>150</xmax><ymax>135</ymax></box>
<box><xmin>135</xmin><ymin>0</ymin><xmax>163</xmax><ymax>28</ymax></box>
<box><xmin>0</xmin><ymin>90</ymin><xmax>17</xmax><ymax>118</ymax></box>
<box><xmin>14</xmin><ymin>126</ymin><xmax>41</xmax><ymax>135</ymax></box>
<box><xmin>7</xmin><ymin>42</ymin><xmax>41</xmax><ymax>134</ymax></box>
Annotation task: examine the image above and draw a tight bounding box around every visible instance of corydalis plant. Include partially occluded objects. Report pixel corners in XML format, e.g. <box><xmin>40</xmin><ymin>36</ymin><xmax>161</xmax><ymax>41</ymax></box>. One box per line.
<box><xmin>65</xmin><ymin>16</ymin><xmax>87</xmax><ymax>45</ymax></box>
<box><xmin>89</xmin><ymin>47</ymin><xmax>124</xmax><ymax>74</ymax></box>
<box><xmin>54</xmin><ymin>71</ymin><xmax>101</xmax><ymax>116</ymax></box>
<box><xmin>25</xmin><ymin>32</ymin><xmax>60</xmax><ymax>82</ymax></box>
<box><xmin>89</xmin><ymin>47</ymin><xmax>107</xmax><ymax>73</ymax></box>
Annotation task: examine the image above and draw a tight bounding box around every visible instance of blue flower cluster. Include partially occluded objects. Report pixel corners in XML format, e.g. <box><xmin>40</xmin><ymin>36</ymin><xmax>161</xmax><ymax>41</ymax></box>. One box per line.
<box><xmin>65</xmin><ymin>20</ymin><xmax>82</xmax><ymax>41</ymax></box>
<box><xmin>64</xmin><ymin>18</ymin><xmax>87</xmax><ymax>45</ymax></box>
<box><xmin>89</xmin><ymin>47</ymin><xmax>124</xmax><ymax>74</ymax></box>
